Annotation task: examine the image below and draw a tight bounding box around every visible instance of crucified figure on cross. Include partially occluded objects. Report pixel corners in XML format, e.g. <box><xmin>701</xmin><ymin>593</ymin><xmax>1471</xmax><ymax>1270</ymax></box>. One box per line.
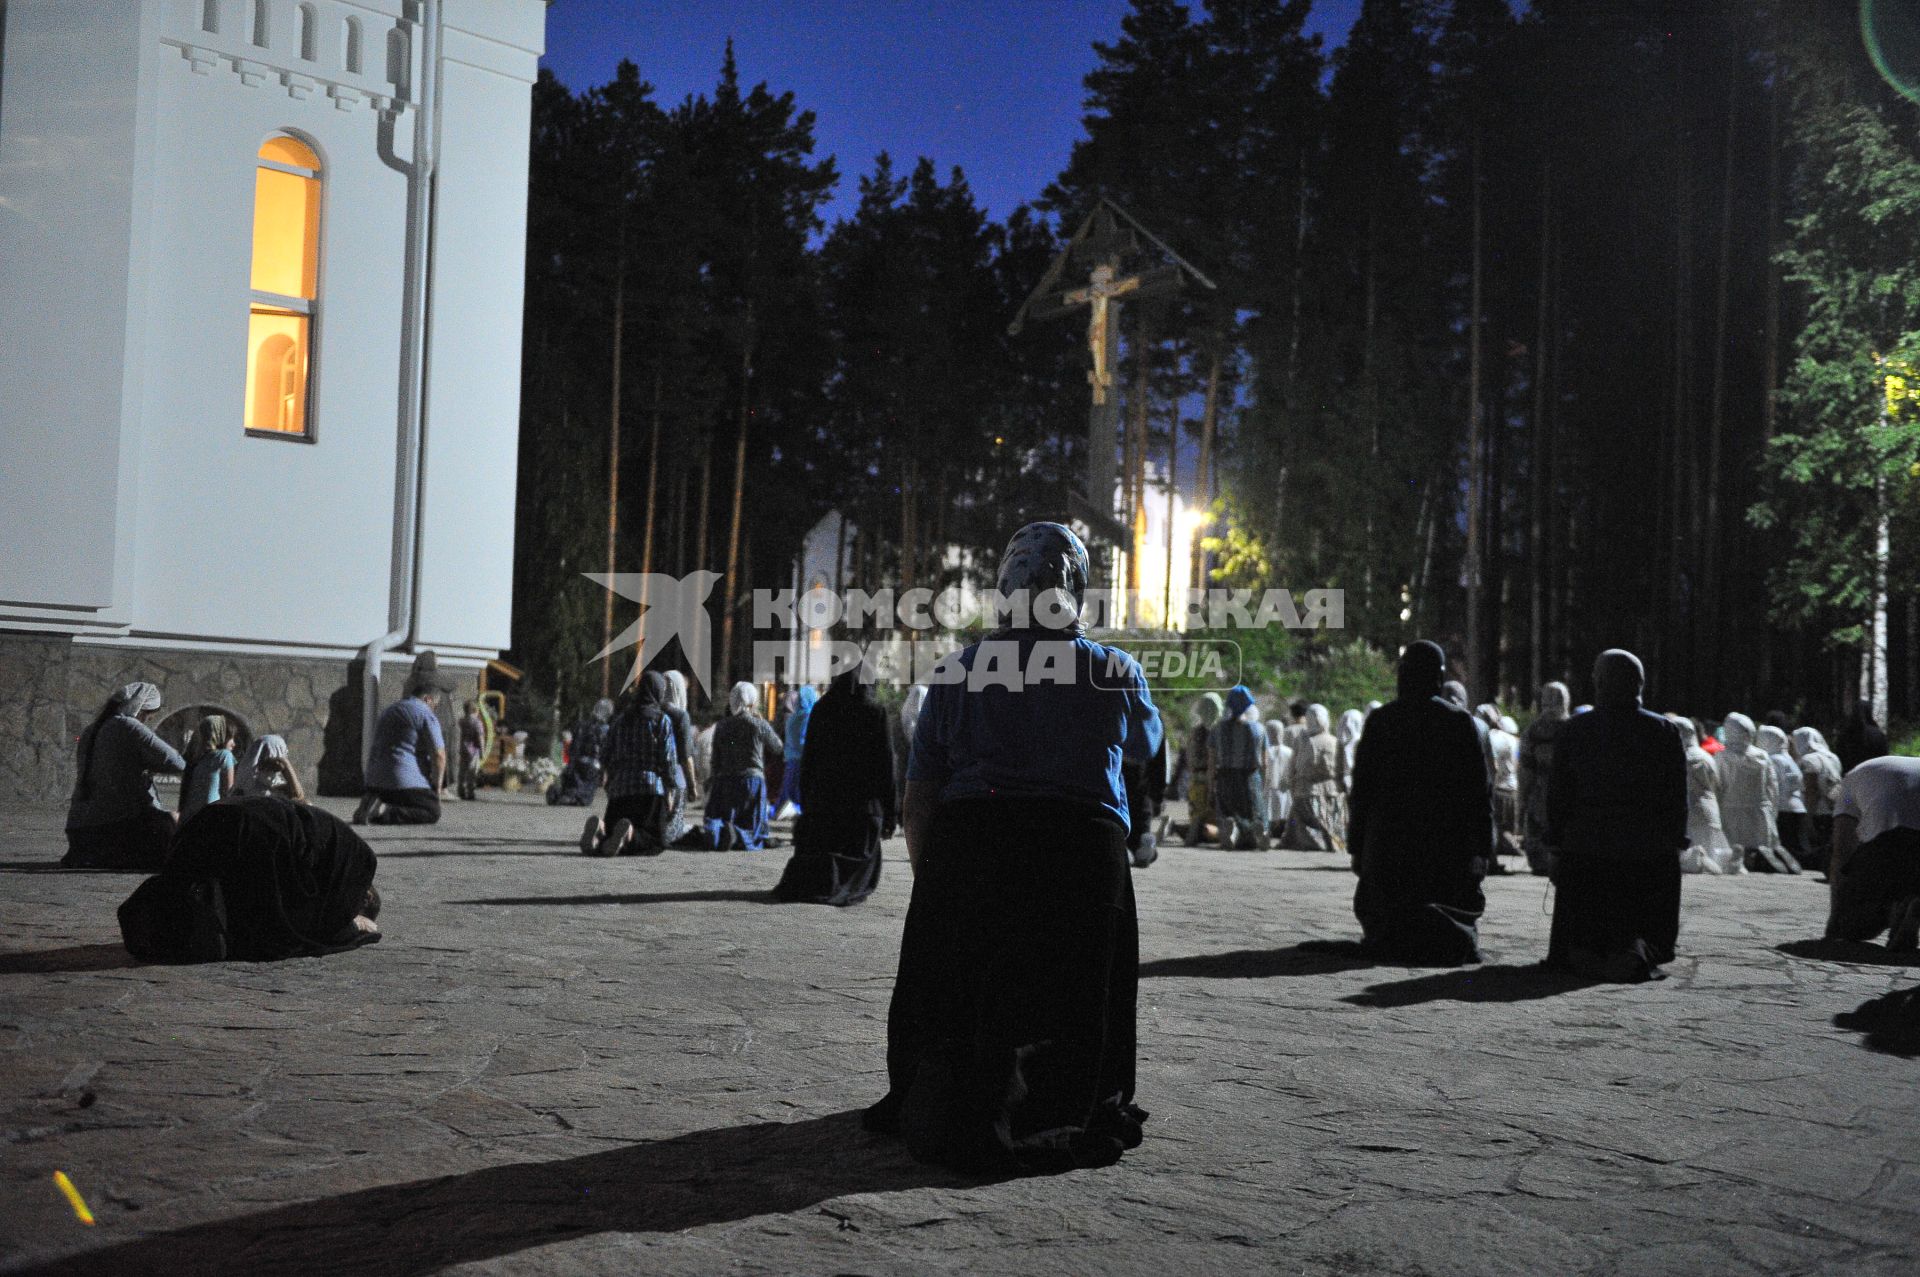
<box><xmin>1063</xmin><ymin>262</ymin><xmax>1145</xmax><ymax>406</ymax></box>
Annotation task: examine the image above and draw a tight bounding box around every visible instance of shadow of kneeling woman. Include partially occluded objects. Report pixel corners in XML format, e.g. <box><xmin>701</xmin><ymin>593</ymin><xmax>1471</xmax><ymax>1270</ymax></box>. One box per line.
<box><xmin>16</xmin><ymin>1110</ymin><xmax>1007</xmax><ymax>1277</ymax></box>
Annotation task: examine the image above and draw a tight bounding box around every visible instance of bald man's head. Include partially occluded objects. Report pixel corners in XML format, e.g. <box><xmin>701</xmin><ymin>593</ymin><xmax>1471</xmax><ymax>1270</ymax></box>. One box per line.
<box><xmin>1593</xmin><ymin>648</ymin><xmax>1645</xmax><ymax>709</ymax></box>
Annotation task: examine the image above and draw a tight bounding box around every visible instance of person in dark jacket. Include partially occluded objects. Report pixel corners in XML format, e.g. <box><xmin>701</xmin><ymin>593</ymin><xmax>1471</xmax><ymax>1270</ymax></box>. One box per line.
<box><xmin>1835</xmin><ymin>702</ymin><xmax>1891</xmax><ymax>776</ymax></box>
<box><xmin>1347</xmin><ymin>641</ymin><xmax>1495</xmax><ymax>965</ymax></box>
<box><xmin>1545</xmin><ymin>648</ymin><xmax>1689</xmax><ymax>982</ymax></box>
<box><xmin>772</xmin><ymin>665</ymin><xmax>897</xmax><ymax>904</ymax></box>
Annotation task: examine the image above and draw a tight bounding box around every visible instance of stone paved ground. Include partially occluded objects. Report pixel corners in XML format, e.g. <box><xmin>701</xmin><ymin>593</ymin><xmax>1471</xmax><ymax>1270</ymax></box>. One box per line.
<box><xmin>2</xmin><ymin>793</ymin><xmax>1917</xmax><ymax>1276</ymax></box>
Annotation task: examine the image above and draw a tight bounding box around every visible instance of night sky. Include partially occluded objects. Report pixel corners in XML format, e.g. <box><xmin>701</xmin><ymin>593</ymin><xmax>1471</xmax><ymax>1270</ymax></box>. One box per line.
<box><xmin>540</xmin><ymin>0</ymin><xmax>1366</xmax><ymax>223</ymax></box>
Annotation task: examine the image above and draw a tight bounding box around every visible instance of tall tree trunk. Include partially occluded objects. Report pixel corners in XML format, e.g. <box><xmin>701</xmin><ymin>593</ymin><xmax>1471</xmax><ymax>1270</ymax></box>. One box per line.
<box><xmin>1530</xmin><ymin>156</ymin><xmax>1552</xmax><ymax>701</ymax></box>
<box><xmin>1363</xmin><ymin>207</ymin><xmax>1380</xmax><ymax>618</ymax></box>
<box><xmin>1127</xmin><ymin>310</ymin><xmax>1151</xmax><ymax>622</ymax></box>
<box><xmin>637</xmin><ymin>369</ymin><xmax>662</xmax><ymax>638</ymax></box>
<box><xmin>1906</xmin><ymin>591</ymin><xmax>1917</xmax><ymax>718</ymax></box>
<box><xmin>673</xmin><ymin>468</ymin><xmax>688</xmax><ymax>575</ymax></box>
<box><xmin>1163</xmin><ymin>389</ymin><xmax>1179</xmax><ymax>627</ymax></box>
<box><xmin>1762</xmin><ymin>67</ymin><xmax>1782</xmax><ymax>443</ymax></box>
<box><xmin>719</xmin><ymin>300</ymin><xmax>755</xmax><ymax>691</ymax></box>
<box><xmin>1702</xmin><ymin>63</ymin><xmax>1738</xmax><ymax>708</ymax></box>
<box><xmin>1464</xmin><ymin>133</ymin><xmax>1487</xmax><ymax>701</ymax></box>
<box><xmin>1192</xmin><ymin>347</ymin><xmax>1221</xmax><ymax>591</ymax></box>
<box><xmin>695</xmin><ymin>431</ymin><xmax>713</xmax><ymax>574</ymax></box>
<box><xmin>1671</xmin><ymin>57</ymin><xmax>1695</xmax><ymax>706</ymax></box>
<box><xmin>600</xmin><ymin>242</ymin><xmax>626</xmax><ymax>698</ymax></box>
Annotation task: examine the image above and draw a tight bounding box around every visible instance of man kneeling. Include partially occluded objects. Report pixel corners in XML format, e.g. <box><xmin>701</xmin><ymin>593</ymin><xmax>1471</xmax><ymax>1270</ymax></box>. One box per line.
<box><xmin>1824</xmin><ymin>755</ymin><xmax>1920</xmax><ymax>951</ymax></box>
<box><xmin>1347</xmin><ymin>641</ymin><xmax>1494</xmax><ymax>965</ymax></box>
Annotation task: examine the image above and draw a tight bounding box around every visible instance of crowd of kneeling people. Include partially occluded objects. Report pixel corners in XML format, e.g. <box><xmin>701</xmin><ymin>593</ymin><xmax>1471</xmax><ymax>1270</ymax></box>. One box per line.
<box><xmin>50</xmin><ymin>520</ymin><xmax>1920</xmax><ymax>1170</ymax></box>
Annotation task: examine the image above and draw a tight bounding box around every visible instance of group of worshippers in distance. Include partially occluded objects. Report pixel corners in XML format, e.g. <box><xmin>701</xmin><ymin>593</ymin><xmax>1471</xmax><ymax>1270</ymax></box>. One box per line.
<box><xmin>61</xmin><ymin>680</ymin><xmax>382</xmax><ymax>963</ymax></box>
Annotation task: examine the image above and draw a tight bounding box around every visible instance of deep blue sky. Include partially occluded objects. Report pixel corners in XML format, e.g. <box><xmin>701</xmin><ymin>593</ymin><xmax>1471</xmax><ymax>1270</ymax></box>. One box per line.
<box><xmin>541</xmin><ymin>1</ymin><xmax>1365</xmax><ymax>224</ymax></box>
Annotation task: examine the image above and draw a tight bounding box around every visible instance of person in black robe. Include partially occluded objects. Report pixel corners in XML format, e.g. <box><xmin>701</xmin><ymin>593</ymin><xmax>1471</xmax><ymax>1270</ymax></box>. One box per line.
<box><xmin>1835</xmin><ymin>702</ymin><xmax>1891</xmax><ymax>775</ymax></box>
<box><xmin>1545</xmin><ymin>648</ymin><xmax>1689</xmax><ymax>982</ymax></box>
<box><xmin>119</xmin><ymin>797</ymin><xmax>379</xmax><ymax>962</ymax></box>
<box><xmin>1347</xmin><ymin>640</ymin><xmax>1494</xmax><ymax>965</ymax></box>
<box><xmin>771</xmin><ymin>666</ymin><xmax>897</xmax><ymax>905</ymax></box>
<box><xmin>864</xmin><ymin>521</ymin><xmax>1163</xmax><ymax>1174</ymax></box>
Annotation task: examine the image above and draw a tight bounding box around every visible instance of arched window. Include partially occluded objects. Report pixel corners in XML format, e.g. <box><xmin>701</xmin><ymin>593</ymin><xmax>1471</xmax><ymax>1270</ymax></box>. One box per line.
<box><xmin>246</xmin><ymin>135</ymin><xmax>321</xmax><ymax>439</ymax></box>
<box><xmin>386</xmin><ymin>26</ymin><xmax>410</xmax><ymax>95</ymax></box>
<box><xmin>250</xmin><ymin>0</ymin><xmax>269</xmax><ymax>48</ymax></box>
<box><xmin>342</xmin><ymin>17</ymin><xmax>363</xmax><ymax>73</ymax></box>
<box><xmin>201</xmin><ymin>0</ymin><xmax>221</xmax><ymax>35</ymax></box>
<box><xmin>297</xmin><ymin>4</ymin><xmax>317</xmax><ymax>61</ymax></box>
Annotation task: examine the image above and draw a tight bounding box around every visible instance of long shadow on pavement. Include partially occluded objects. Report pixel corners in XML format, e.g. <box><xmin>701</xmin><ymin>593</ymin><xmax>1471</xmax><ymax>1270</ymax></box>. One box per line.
<box><xmin>0</xmin><ymin>944</ymin><xmax>141</xmax><ymax>974</ymax></box>
<box><xmin>1342</xmin><ymin>964</ymin><xmax>1600</xmax><ymax>1008</ymax></box>
<box><xmin>450</xmin><ymin>889</ymin><xmax>776</xmax><ymax>907</ymax></box>
<box><xmin>1139</xmin><ymin>940</ymin><xmax>1380</xmax><ymax>980</ymax></box>
<box><xmin>1776</xmin><ymin>938</ymin><xmax>1920</xmax><ymax>968</ymax></box>
<box><xmin>12</xmin><ymin>1111</ymin><xmax>1002</xmax><ymax>1277</ymax></box>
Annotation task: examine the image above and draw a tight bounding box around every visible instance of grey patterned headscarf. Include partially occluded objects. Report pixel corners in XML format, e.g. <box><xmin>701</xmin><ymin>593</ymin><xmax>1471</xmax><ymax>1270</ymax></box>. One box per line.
<box><xmin>993</xmin><ymin>521</ymin><xmax>1090</xmax><ymax>635</ymax></box>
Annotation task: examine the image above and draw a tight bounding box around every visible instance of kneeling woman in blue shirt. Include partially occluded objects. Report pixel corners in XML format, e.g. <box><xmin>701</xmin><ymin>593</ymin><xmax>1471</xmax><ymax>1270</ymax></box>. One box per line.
<box><xmin>863</xmin><ymin>522</ymin><xmax>1163</xmax><ymax>1172</ymax></box>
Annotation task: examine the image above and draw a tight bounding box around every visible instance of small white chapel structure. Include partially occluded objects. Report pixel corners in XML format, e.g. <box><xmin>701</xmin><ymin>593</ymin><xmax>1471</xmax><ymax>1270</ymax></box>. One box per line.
<box><xmin>0</xmin><ymin>0</ymin><xmax>547</xmax><ymax>798</ymax></box>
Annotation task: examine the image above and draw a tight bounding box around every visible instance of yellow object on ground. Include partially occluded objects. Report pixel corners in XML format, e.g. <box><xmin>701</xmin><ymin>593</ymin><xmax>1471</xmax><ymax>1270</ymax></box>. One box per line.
<box><xmin>53</xmin><ymin>1170</ymin><xmax>94</xmax><ymax>1225</ymax></box>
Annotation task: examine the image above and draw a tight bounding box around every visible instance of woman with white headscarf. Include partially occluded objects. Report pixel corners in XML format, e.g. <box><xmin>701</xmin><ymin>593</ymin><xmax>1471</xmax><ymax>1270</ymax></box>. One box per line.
<box><xmin>1519</xmin><ymin>681</ymin><xmax>1571</xmax><ymax>876</ymax></box>
<box><xmin>64</xmin><ymin>681</ymin><xmax>185</xmax><ymax>870</ymax></box>
<box><xmin>1759</xmin><ymin>725</ymin><xmax>1809</xmax><ymax>869</ymax></box>
<box><xmin>1475</xmin><ymin>704</ymin><xmax>1520</xmax><ymax>859</ymax></box>
<box><xmin>1717</xmin><ymin>713</ymin><xmax>1792</xmax><ymax>872</ymax></box>
<box><xmin>230</xmin><ymin>734</ymin><xmax>306</xmax><ymax>803</ymax></box>
<box><xmin>660</xmin><ymin>671</ymin><xmax>700</xmax><ymax>843</ymax></box>
<box><xmin>1792</xmin><ymin>727</ymin><xmax>1843</xmax><ymax>871</ymax></box>
<box><xmin>1280</xmin><ymin>704</ymin><xmax>1341</xmax><ymax>851</ymax></box>
<box><xmin>869</xmin><ymin>521</ymin><xmax>1160</xmax><ymax>1173</ymax></box>
<box><xmin>1263</xmin><ymin>720</ymin><xmax>1292</xmax><ymax>836</ymax></box>
<box><xmin>682</xmin><ymin>681</ymin><xmax>785</xmax><ymax>850</ymax></box>
<box><xmin>1335</xmin><ymin>708</ymin><xmax>1366</xmax><ymax>794</ymax></box>
<box><xmin>1668</xmin><ymin>716</ymin><xmax>1737</xmax><ymax>875</ymax></box>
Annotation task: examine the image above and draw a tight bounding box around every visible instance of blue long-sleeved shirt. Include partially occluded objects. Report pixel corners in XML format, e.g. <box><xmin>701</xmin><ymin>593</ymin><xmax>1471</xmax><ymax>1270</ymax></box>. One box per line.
<box><xmin>906</xmin><ymin>635</ymin><xmax>1162</xmax><ymax>831</ymax></box>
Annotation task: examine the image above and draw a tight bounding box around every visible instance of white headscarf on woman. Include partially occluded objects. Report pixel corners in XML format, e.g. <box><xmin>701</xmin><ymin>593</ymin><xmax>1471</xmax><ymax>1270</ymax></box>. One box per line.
<box><xmin>664</xmin><ymin>670</ymin><xmax>690</xmax><ymax>712</ymax></box>
<box><xmin>728</xmin><ymin>680</ymin><xmax>759</xmax><ymax>715</ymax></box>
<box><xmin>1336</xmin><ymin>708</ymin><xmax>1365</xmax><ymax>776</ymax></box>
<box><xmin>71</xmin><ymin>681</ymin><xmax>164</xmax><ymax>803</ymax></box>
<box><xmin>233</xmin><ymin>733</ymin><xmax>288</xmax><ymax>796</ymax></box>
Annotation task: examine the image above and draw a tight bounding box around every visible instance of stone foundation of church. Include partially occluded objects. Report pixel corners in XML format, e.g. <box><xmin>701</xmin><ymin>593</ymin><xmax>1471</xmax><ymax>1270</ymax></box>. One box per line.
<box><xmin>0</xmin><ymin>634</ymin><xmax>479</xmax><ymax>805</ymax></box>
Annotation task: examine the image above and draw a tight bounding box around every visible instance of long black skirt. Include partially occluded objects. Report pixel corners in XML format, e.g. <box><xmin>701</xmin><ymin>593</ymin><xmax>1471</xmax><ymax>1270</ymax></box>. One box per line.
<box><xmin>1546</xmin><ymin>847</ymin><xmax>1681</xmax><ymax>971</ymax></box>
<box><xmin>771</xmin><ymin>799</ymin><xmax>883</xmax><ymax>905</ymax></box>
<box><xmin>864</xmin><ymin>796</ymin><xmax>1144</xmax><ymax>1173</ymax></box>
<box><xmin>65</xmin><ymin>807</ymin><xmax>176</xmax><ymax>872</ymax></box>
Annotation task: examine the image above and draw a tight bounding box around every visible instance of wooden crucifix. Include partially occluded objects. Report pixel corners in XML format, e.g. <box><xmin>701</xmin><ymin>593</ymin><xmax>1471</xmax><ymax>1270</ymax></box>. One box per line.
<box><xmin>1011</xmin><ymin>199</ymin><xmax>1214</xmax><ymax>549</ymax></box>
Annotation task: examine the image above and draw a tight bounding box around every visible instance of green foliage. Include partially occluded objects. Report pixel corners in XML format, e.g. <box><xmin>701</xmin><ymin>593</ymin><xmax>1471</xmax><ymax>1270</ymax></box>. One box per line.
<box><xmin>1891</xmin><ymin>724</ymin><xmax>1920</xmax><ymax>757</ymax></box>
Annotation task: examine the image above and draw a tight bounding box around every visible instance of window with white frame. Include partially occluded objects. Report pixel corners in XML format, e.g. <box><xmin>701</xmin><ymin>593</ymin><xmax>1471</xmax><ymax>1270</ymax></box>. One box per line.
<box><xmin>246</xmin><ymin>135</ymin><xmax>321</xmax><ymax>439</ymax></box>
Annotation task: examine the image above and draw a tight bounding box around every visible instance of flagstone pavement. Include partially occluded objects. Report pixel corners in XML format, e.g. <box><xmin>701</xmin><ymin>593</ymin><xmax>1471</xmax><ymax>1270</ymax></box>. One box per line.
<box><xmin>2</xmin><ymin>793</ymin><xmax>1916</xmax><ymax>1276</ymax></box>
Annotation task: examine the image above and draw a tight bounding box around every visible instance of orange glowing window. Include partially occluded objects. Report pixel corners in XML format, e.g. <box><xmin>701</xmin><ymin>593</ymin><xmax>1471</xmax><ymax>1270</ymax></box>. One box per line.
<box><xmin>246</xmin><ymin>136</ymin><xmax>320</xmax><ymax>438</ymax></box>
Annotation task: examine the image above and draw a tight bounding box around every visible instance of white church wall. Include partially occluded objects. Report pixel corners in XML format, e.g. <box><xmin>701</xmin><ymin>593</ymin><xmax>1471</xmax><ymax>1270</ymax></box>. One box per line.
<box><xmin>0</xmin><ymin>2</ymin><xmax>151</xmax><ymax>616</ymax></box>
<box><xmin>130</xmin><ymin>0</ymin><xmax>412</xmax><ymax>647</ymax></box>
<box><xmin>412</xmin><ymin>1</ymin><xmax>542</xmax><ymax>658</ymax></box>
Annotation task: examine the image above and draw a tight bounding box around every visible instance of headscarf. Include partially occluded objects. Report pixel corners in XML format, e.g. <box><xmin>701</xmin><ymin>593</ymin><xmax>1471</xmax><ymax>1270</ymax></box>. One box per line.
<box><xmin>1397</xmin><ymin>640</ymin><xmax>1446</xmax><ymax>699</ymax></box>
<box><xmin>234</xmin><ymin>734</ymin><xmax>289</xmax><ymax>794</ymax></box>
<box><xmin>1306</xmin><ymin>703</ymin><xmax>1331</xmax><ymax>736</ymax></box>
<box><xmin>1336</xmin><ymin>708</ymin><xmax>1365</xmax><ymax>773</ymax></box>
<box><xmin>1668</xmin><ymin>714</ymin><xmax>1699</xmax><ymax>748</ymax></box>
<box><xmin>1263</xmin><ymin>719</ymin><xmax>1287</xmax><ymax>747</ymax></box>
<box><xmin>592</xmin><ymin>697</ymin><xmax>615</xmax><ymax>723</ymax></box>
<box><xmin>1442</xmin><ymin>680</ymin><xmax>1470</xmax><ymax>709</ymax></box>
<box><xmin>1499</xmin><ymin>714</ymin><xmax>1518</xmax><ymax>735</ymax></box>
<box><xmin>1365</xmin><ymin>700</ymin><xmax>1383</xmax><ymax>717</ymax></box>
<box><xmin>633</xmin><ymin>671</ymin><xmax>669</xmax><ymax>720</ymax></box>
<box><xmin>404</xmin><ymin>650</ymin><xmax>457</xmax><ymax>698</ymax></box>
<box><xmin>900</xmin><ymin>684</ymin><xmax>929</xmax><ymax>738</ymax></box>
<box><xmin>1192</xmin><ymin>693</ymin><xmax>1223</xmax><ymax>728</ymax></box>
<box><xmin>71</xmin><ymin>681</ymin><xmax>163</xmax><ymax>803</ymax></box>
<box><xmin>1592</xmin><ymin>648</ymin><xmax>1645</xmax><ymax>709</ymax></box>
<box><xmin>1538</xmin><ymin>682</ymin><xmax>1571</xmax><ymax>721</ymax></box>
<box><xmin>1721</xmin><ymin>711</ymin><xmax>1756</xmax><ymax>751</ymax></box>
<box><xmin>728</xmin><ymin>681</ymin><xmax>759</xmax><ymax>715</ymax></box>
<box><xmin>1225</xmin><ymin>685</ymin><xmax>1256</xmax><ymax>721</ymax></box>
<box><xmin>826</xmin><ymin>665</ymin><xmax>874</xmax><ymax>702</ymax></box>
<box><xmin>186</xmin><ymin>714</ymin><xmax>229</xmax><ymax>765</ymax></box>
<box><xmin>1474</xmin><ymin>703</ymin><xmax>1503</xmax><ymax>732</ymax></box>
<box><xmin>1756</xmin><ymin>724</ymin><xmax>1792</xmax><ymax>758</ymax></box>
<box><xmin>1790</xmin><ymin>726</ymin><xmax>1832</xmax><ymax>759</ymax></box>
<box><xmin>664</xmin><ymin>670</ymin><xmax>690</xmax><ymax>712</ymax></box>
<box><xmin>993</xmin><ymin>520</ymin><xmax>1090</xmax><ymax>635</ymax></box>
